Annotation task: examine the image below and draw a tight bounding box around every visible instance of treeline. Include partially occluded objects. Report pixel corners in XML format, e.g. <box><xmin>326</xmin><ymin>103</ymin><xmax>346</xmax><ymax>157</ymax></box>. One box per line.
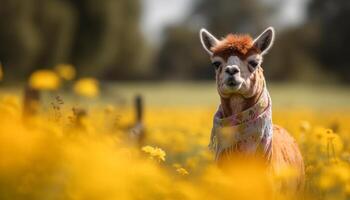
<box><xmin>0</xmin><ymin>0</ymin><xmax>349</xmax><ymax>83</ymax></box>
<box><xmin>0</xmin><ymin>0</ymin><xmax>150</xmax><ymax>80</ymax></box>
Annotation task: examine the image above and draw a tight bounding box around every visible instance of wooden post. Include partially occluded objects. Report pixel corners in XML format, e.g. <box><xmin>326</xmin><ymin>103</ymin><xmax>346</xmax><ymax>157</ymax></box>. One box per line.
<box><xmin>23</xmin><ymin>86</ymin><xmax>40</xmax><ymax>117</ymax></box>
<box><xmin>130</xmin><ymin>94</ymin><xmax>145</xmax><ymax>146</ymax></box>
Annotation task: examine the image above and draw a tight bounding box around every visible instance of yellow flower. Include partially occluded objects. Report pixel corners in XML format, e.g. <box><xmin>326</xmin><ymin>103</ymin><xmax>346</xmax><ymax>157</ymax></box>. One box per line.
<box><xmin>55</xmin><ymin>64</ymin><xmax>76</xmax><ymax>81</ymax></box>
<box><xmin>153</xmin><ymin>147</ymin><xmax>166</xmax><ymax>162</ymax></box>
<box><xmin>29</xmin><ymin>70</ymin><xmax>60</xmax><ymax>90</ymax></box>
<box><xmin>176</xmin><ymin>167</ymin><xmax>189</xmax><ymax>176</ymax></box>
<box><xmin>172</xmin><ymin>163</ymin><xmax>189</xmax><ymax>175</ymax></box>
<box><xmin>141</xmin><ymin>145</ymin><xmax>154</xmax><ymax>154</ymax></box>
<box><xmin>299</xmin><ymin>120</ymin><xmax>311</xmax><ymax>132</ymax></box>
<box><xmin>172</xmin><ymin>163</ymin><xmax>181</xmax><ymax>168</ymax></box>
<box><xmin>104</xmin><ymin>105</ymin><xmax>115</xmax><ymax>114</ymax></box>
<box><xmin>345</xmin><ymin>183</ymin><xmax>350</xmax><ymax>195</ymax></box>
<box><xmin>319</xmin><ymin>174</ymin><xmax>334</xmax><ymax>189</ymax></box>
<box><xmin>73</xmin><ymin>78</ymin><xmax>99</xmax><ymax>98</ymax></box>
<box><xmin>141</xmin><ymin>145</ymin><xmax>166</xmax><ymax>162</ymax></box>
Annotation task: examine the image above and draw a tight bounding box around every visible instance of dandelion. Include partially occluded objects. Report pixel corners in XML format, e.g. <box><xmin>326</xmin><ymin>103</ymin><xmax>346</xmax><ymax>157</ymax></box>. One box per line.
<box><xmin>55</xmin><ymin>64</ymin><xmax>76</xmax><ymax>81</ymax></box>
<box><xmin>29</xmin><ymin>70</ymin><xmax>61</xmax><ymax>90</ymax></box>
<box><xmin>73</xmin><ymin>78</ymin><xmax>99</xmax><ymax>98</ymax></box>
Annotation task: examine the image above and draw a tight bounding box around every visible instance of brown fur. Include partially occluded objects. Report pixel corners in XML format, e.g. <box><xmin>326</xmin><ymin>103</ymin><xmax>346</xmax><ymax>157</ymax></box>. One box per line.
<box><xmin>271</xmin><ymin>125</ymin><xmax>305</xmax><ymax>191</ymax></box>
<box><xmin>211</xmin><ymin>34</ymin><xmax>260</xmax><ymax>60</ymax></box>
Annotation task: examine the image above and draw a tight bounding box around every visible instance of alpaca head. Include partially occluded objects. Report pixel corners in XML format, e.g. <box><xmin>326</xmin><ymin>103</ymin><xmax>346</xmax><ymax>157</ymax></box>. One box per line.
<box><xmin>199</xmin><ymin>27</ymin><xmax>275</xmax><ymax>98</ymax></box>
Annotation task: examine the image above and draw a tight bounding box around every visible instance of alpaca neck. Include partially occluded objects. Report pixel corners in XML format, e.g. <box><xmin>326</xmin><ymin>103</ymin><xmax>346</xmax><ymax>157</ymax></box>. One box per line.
<box><xmin>220</xmin><ymin>84</ymin><xmax>265</xmax><ymax>118</ymax></box>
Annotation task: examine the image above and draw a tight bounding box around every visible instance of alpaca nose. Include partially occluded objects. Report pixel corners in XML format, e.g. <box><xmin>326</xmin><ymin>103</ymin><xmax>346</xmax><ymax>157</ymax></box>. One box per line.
<box><xmin>225</xmin><ymin>66</ymin><xmax>239</xmax><ymax>75</ymax></box>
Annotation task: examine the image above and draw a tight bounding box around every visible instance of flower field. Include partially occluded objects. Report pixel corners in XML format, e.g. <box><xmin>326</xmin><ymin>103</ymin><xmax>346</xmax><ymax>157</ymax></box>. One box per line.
<box><xmin>0</xmin><ymin>68</ymin><xmax>350</xmax><ymax>200</ymax></box>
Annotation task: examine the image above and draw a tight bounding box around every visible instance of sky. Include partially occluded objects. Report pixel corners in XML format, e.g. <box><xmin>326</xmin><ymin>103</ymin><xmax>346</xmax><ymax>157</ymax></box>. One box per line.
<box><xmin>141</xmin><ymin>0</ymin><xmax>308</xmax><ymax>44</ymax></box>
<box><xmin>141</xmin><ymin>0</ymin><xmax>195</xmax><ymax>44</ymax></box>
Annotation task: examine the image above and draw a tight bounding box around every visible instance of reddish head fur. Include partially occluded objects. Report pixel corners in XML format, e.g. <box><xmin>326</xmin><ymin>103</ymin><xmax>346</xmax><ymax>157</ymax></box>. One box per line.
<box><xmin>211</xmin><ymin>34</ymin><xmax>259</xmax><ymax>60</ymax></box>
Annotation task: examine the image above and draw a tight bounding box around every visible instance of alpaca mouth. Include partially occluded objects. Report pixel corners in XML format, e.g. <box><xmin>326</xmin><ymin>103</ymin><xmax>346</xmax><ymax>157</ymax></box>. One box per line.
<box><xmin>226</xmin><ymin>77</ymin><xmax>240</xmax><ymax>87</ymax></box>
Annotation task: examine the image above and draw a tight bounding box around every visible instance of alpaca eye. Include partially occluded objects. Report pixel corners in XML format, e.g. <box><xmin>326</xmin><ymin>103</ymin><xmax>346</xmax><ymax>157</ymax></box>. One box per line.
<box><xmin>212</xmin><ymin>61</ymin><xmax>221</xmax><ymax>69</ymax></box>
<box><xmin>248</xmin><ymin>60</ymin><xmax>259</xmax><ymax>68</ymax></box>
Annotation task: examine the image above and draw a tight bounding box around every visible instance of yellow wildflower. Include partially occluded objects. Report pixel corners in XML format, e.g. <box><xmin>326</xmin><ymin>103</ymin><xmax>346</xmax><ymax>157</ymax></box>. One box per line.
<box><xmin>141</xmin><ymin>145</ymin><xmax>154</xmax><ymax>154</ymax></box>
<box><xmin>172</xmin><ymin>163</ymin><xmax>189</xmax><ymax>175</ymax></box>
<box><xmin>299</xmin><ymin>120</ymin><xmax>311</xmax><ymax>132</ymax></box>
<box><xmin>345</xmin><ymin>183</ymin><xmax>350</xmax><ymax>195</ymax></box>
<box><xmin>55</xmin><ymin>64</ymin><xmax>76</xmax><ymax>81</ymax></box>
<box><xmin>153</xmin><ymin>147</ymin><xmax>166</xmax><ymax>161</ymax></box>
<box><xmin>104</xmin><ymin>105</ymin><xmax>115</xmax><ymax>114</ymax></box>
<box><xmin>172</xmin><ymin>163</ymin><xmax>181</xmax><ymax>168</ymax></box>
<box><xmin>176</xmin><ymin>167</ymin><xmax>189</xmax><ymax>176</ymax></box>
<box><xmin>29</xmin><ymin>70</ymin><xmax>61</xmax><ymax>90</ymax></box>
<box><xmin>141</xmin><ymin>145</ymin><xmax>166</xmax><ymax>162</ymax></box>
<box><xmin>73</xmin><ymin>78</ymin><xmax>99</xmax><ymax>98</ymax></box>
<box><xmin>319</xmin><ymin>174</ymin><xmax>334</xmax><ymax>189</ymax></box>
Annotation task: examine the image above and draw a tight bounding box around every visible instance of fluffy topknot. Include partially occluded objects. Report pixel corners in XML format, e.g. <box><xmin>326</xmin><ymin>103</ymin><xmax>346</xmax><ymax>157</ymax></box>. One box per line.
<box><xmin>211</xmin><ymin>34</ymin><xmax>256</xmax><ymax>57</ymax></box>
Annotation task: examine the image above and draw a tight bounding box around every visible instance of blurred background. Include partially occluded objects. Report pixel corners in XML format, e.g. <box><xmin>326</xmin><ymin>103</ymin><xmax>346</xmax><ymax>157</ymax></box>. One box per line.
<box><xmin>0</xmin><ymin>0</ymin><xmax>349</xmax><ymax>83</ymax></box>
<box><xmin>0</xmin><ymin>0</ymin><xmax>350</xmax><ymax>109</ymax></box>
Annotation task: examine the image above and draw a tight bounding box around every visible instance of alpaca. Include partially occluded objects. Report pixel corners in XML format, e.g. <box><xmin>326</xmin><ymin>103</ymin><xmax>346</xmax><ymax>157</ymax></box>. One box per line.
<box><xmin>199</xmin><ymin>27</ymin><xmax>305</xmax><ymax>191</ymax></box>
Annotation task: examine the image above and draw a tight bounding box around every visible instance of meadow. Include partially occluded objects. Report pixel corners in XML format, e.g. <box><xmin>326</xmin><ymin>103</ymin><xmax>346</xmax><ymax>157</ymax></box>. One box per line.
<box><xmin>0</xmin><ymin>67</ymin><xmax>350</xmax><ymax>200</ymax></box>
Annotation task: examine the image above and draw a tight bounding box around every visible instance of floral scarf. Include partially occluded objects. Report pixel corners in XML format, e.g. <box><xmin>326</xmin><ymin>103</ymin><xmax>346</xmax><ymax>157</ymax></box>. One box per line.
<box><xmin>209</xmin><ymin>88</ymin><xmax>273</xmax><ymax>161</ymax></box>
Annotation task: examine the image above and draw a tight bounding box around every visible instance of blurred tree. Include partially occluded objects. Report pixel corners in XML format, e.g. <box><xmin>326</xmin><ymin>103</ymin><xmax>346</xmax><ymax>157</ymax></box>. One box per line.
<box><xmin>156</xmin><ymin>26</ymin><xmax>212</xmax><ymax>80</ymax></box>
<box><xmin>0</xmin><ymin>0</ymin><xmax>150</xmax><ymax>81</ymax></box>
<box><xmin>0</xmin><ymin>0</ymin><xmax>42</xmax><ymax>79</ymax></box>
<box><xmin>308</xmin><ymin>0</ymin><xmax>350</xmax><ymax>82</ymax></box>
<box><xmin>70</xmin><ymin>0</ymin><xmax>151</xmax><ymax>79</ymax></box>
<box><xmin>35</xmin><ymin>0</ymin><xmax>77</xmax><ymax>69</ymax></box>
<box><xmin>0</xmin><ymin>0</ymin><xmax>76</xmax><ymax>80</ymax></box>
<box><xmin>193</xmin><ymin>0</ymin><xmax>273</xmax><ymax>35</ymax></box>
<box><xmin>263</xmin><ymin>26</ymin><xmax>327</xmax><ymax>82</ymax></box>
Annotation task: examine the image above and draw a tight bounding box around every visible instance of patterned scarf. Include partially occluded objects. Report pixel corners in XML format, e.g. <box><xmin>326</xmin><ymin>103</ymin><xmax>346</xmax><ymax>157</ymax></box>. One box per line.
<box><xmin>209</xmin><ymin>87</ymin><xmax>273</xmax><ymax>161</ymax></box>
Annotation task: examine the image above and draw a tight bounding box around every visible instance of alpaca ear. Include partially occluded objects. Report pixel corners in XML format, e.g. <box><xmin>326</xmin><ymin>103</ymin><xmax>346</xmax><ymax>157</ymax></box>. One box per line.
<box><xmin>200</xmin><ymin>28</ymin><xmax>219</xmax><ymax>55</ymax></box>
<box><xmin>253</xmin><ymin>27</ymin><xmax>275</xmax><ymax>55</ymax></box>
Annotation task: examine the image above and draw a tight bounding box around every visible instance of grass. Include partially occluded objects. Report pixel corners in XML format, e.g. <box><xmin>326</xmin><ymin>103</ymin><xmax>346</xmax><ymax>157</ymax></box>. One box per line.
<box><xmin>2</xmin><ymin>81</ymin><xmax>350</xmax><ymax>109</ymax></box>
<box><xmin>102</xmin><ymin>81</ymin><xmax>350</xmax><ymax>109</ymax></box>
